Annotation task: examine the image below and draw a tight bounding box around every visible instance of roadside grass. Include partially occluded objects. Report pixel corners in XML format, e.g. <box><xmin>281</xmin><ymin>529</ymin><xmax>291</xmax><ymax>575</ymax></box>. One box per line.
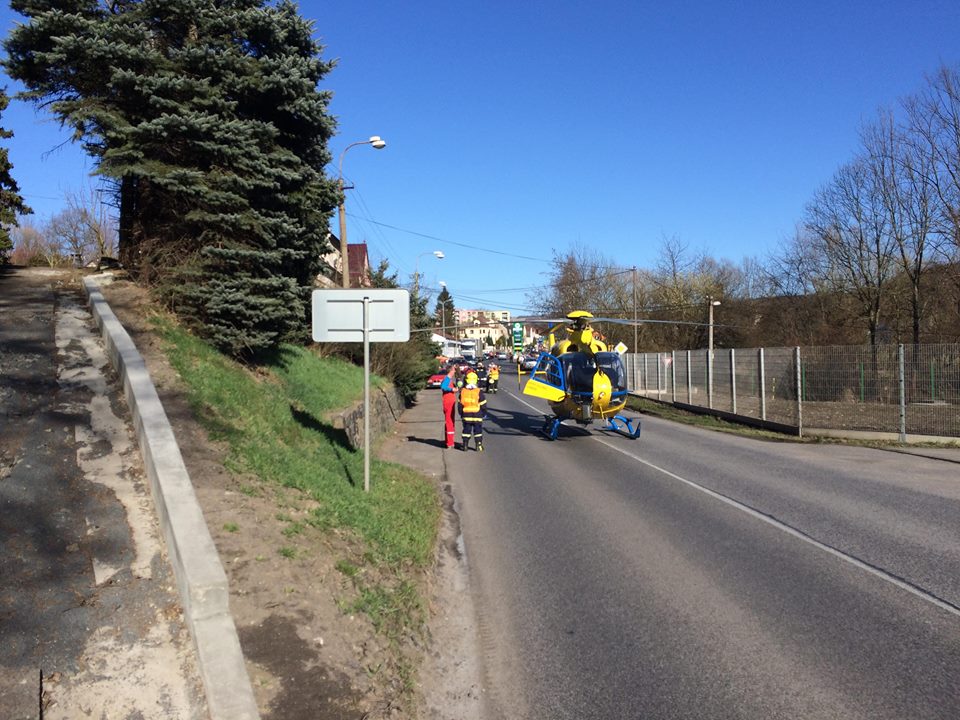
<box><xmin>151</xmin><ymin>314</ymin><xmax>439</xmax><ymax>567</ymax></box>
<box><xmin>626</xmin><ymin>395</ymin><xmax>960</xmax><ymax>449</ymax></box>
<box><xmin>149</xmin><ymin>313</ymin><xmax>441</xmax><ymax>701</ymax></box>
<box><xmin>625</xmin><ymin>395</ymin><xmax>802</xmax><ymax>441</ymax></box>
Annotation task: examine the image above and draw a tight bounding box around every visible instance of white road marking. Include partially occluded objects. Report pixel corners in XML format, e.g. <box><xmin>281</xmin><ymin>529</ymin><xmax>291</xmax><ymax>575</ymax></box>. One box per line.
<box><xmin>504</xmin><ymin>389</ymin><xmax>960</xmax><ymax>620</ymax></box>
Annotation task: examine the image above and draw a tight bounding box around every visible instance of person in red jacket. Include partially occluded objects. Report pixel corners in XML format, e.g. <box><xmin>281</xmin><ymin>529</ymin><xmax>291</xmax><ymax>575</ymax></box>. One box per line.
<box><xmin>458</xmin><ymin>371</ymin><xmax>487</xmax><ymax>451</ymax></box>
<box><xmin>440</xmin><ymin>365</ymin><xmax>458</xmax><ymax>449</ymax></box>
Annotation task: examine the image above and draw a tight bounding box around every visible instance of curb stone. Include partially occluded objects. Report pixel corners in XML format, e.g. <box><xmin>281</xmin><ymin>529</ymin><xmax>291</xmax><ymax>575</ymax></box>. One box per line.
<box><xmin>82</xmin><ymin>275</ymin><xmax>260</xmax><ymax>720</ymax></box>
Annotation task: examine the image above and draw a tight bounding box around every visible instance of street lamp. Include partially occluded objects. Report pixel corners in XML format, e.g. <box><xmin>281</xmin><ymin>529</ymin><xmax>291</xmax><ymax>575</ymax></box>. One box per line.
<box><xmin>414</xmin><ymin>250</ymin><xmax>444</xmax><ymax>299</ymax></box>
<box><xmin>338</xmin><ymin>135</ymin><xmax>386</xmax><ymax>288</ymax></box>
<box><xmin>708</xmin><ymin>298</ymin><xmax>721</xmax><ymax>408</ymax></box>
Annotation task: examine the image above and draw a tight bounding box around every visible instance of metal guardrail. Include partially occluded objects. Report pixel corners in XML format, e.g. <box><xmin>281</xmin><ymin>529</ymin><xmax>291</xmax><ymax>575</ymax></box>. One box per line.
<box><xmin>626</xmin><ymin>344</ymin><xmax>960</xmax><ymax>440</ymax></box>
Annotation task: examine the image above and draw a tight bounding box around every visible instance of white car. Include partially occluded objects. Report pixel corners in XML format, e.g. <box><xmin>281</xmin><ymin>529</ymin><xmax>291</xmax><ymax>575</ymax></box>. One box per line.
<box><xmin>520</xmin><ymin>355</ymin><xmax>538</xmax><ymax>370</ymax></box>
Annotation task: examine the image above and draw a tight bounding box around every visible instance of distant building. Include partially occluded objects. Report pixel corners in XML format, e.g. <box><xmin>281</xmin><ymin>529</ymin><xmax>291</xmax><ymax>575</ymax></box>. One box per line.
<box><xmin>432</xmin><ymin>333</ymin><xmax>460</xmax><ymax>357</ymax></box>
<box><xmin>454</xmin><ymin>308</ymin><xmax>511</xmax><ymax>326</ymax></box>
<box><xmin>454</xmin><ymin>308</ymin><xmax>512</xmax><ymax>348</ymax></box>
<box><xmin>317</xmin><ymin>233</ymin><xmax>372</xmax><ymax>288</ymax></box>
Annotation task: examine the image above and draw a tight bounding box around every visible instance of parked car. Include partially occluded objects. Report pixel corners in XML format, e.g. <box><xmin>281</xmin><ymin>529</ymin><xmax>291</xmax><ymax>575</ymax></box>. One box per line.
<box><xmin>426</xmin><ymin>370</ymin><xmax>447</xmax><ymax>389</ymax></box>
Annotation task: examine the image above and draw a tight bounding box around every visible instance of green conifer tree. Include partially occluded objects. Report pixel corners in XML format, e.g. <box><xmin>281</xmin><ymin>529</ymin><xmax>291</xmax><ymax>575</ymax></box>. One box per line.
<box><xmin>4</xmin><ymin>0</ymin><xmax>338</xmax><ymax>355</ymax></box>
<box><xmin>0</xmin><ymin>89</ymin><xmax>31</xmax><ymax>263</ymax></box>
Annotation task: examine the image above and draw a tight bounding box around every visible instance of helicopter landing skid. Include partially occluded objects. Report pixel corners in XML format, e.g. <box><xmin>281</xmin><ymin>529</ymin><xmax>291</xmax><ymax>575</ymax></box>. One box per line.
<box><xmin>604</xmin><ymin>414</ymin><xmax>642</xmax><ymax>439</ymax></box>
<box><xmin>541</xmin><ymin>416</ymin><xmax>563</xmax><ymax>440</ymax></box>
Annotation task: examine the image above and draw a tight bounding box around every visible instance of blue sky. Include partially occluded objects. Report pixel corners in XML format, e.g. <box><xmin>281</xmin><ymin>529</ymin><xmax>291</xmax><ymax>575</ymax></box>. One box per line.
<box><xmin>1</xmin><ymin>1</ymin><xmax>958</xmax><ymax>313</ymax></box>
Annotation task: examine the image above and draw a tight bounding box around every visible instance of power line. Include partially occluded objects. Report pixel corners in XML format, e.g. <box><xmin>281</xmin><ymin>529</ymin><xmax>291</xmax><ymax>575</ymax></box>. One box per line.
<box><xmin>347</xmin><ymin>214</ymin><xmax>549</xmax><ymax>262</ymax></box>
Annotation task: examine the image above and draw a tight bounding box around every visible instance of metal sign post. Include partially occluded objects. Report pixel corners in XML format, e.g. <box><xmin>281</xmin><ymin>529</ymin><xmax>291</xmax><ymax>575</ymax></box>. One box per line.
<box><xmin>363</xmin><ymin>297</ymin><xmax>371</xmax><ymax>491</ymax></box>
<box><xmin>312</xmin><ymin>289</ymin><xmax>410</xmax><ymax>492</ymax></box>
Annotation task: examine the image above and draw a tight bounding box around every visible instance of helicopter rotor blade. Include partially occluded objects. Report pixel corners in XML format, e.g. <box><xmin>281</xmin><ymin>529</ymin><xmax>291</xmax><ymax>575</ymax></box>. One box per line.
<box><xmin>591</xmin><ymin>316</ymin><xmax>734</xmax><ymax>329</ymax></box>
<box><xmin>514</xmin><ymin>315</ymin><xmax>733</xmax><ymax>330</ymax></box>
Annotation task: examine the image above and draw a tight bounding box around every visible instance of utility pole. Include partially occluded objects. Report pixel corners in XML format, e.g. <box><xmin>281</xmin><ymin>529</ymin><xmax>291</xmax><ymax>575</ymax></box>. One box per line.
<box><xmin>338</xmin><ymin>136</ymin><xmax>386</xmax><ymax>287</ymax></box>
<box><xmin>707</xmin><ymin>297</ymin><xmax>720</xmax><ymax>408</ymax></box>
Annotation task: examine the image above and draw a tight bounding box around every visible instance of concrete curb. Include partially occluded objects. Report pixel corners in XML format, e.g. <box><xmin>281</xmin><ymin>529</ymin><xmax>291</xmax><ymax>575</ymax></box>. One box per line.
<box><xmin>82</xmin><ymin>276</ymin><xmax>260</xmax><ymax>720</ymax></box>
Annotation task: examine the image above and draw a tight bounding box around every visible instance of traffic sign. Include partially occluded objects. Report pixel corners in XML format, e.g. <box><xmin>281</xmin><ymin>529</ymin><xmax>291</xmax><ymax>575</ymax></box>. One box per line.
<box><xmin>311</xmin><ymin>289</ymin><xmax>409</xmax><ymax>343</ymax></box>
<box><xmin>310</xmin><ymin>289</ymin><xmax>410</xmax><ymax>493</ymax></box>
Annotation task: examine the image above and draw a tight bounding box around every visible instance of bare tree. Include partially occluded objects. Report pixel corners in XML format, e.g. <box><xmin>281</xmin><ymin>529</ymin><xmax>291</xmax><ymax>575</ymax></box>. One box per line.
<box><xmin>8</xmin><ymin>222</ymin><xmax>47</xmax><ymax>265</ymax></box>
<box><xmin>905</xmin><ymin>64</ymin><xmax>960</xmax><ymax>253</ymax></box>
<box><xmin>904</xmin><ymin>64</ymin><xmax>960</xmax><ymax>325</ymax></box>
<box><xmin>42</xmin><ymin>185</ymin><xmax>118</xmax><ymax>267</ymax></box>
<box><xmin>805</xmin><ymin>157</ymin><xmax>896</xmax><ymax>345</ymax></box>
<box><xmin>766</xmin><ymin>224</ymin><xmax>831</xmax><ymax>297</ymax></box>
<box><xmin>67</xmin><ymin>185</ymin><xmax>117</xmax><ymax>261</ymax></box>
<box><xmin>531</xmin><ymin>243</ymin><xmax>627</xmax><ymax>318</ymax></box>
<box><xmin>863</xmin><ymin>111</ymin><xmax>937</xmax><ymax>344</ymax></box>
<box><xmin>47</xmin><ymin>207</ymin><xmax>92</xmax><ymax>266</ymax></box>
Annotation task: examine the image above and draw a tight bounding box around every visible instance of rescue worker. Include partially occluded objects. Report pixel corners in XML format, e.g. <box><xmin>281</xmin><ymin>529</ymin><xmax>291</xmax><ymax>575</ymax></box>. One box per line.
<box><xmin>487</xmin><ymin>363</ymin><xmax>500</xmax><ymax>393</ymax></box>
<box><xmin>440</xmin><ymin>365</ymin><xmax>458</xmax><ymax>449</ymax></box>
<box><xmin>458</xmin><ymin>371</ymin><xmax>487</xmax><ymax>451</ymax></box>
<box><xmin>475</xmin><ymin>361</ymin><xmax>487</xmax><ymax>389</ymax></box>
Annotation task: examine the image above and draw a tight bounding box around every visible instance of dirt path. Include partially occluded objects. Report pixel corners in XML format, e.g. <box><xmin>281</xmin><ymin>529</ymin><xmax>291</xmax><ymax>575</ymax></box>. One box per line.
<box><xmin>0</xmin><ymin>267</ymin><xmax>205</xmax><ymax>719</ymax></box>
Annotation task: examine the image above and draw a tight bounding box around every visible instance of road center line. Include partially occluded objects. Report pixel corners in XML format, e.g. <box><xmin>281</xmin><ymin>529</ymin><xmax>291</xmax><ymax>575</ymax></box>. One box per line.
<box><xmin>504</xmin><ymin>389</ymin><xmax>960</xmax><ymax>620</ymax></box>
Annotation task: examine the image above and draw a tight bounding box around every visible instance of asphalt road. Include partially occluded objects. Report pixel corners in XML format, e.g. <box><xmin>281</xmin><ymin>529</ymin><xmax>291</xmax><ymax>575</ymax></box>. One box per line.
<box><xmin>448</xmin><ymin>367</ymin><xmax>960</xmax><ymax>719</ymax></box>
<box><xmin>0</xmin><ymin>267</ymin><xmax>204</xmax><ymax>719</ymax></box>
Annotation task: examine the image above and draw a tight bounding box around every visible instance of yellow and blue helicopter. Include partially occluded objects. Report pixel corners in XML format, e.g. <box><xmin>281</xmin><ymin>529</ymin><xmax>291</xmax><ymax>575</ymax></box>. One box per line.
<box><xmin>519</xmin><ymin>311</ymin><xmax>642</xmax><ymax>440</ymax></box>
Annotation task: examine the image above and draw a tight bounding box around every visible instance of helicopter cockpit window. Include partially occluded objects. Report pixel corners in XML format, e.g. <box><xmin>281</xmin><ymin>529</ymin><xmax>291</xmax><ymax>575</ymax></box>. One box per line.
<box><xmin>561</xmin><ymin>353</ymin><xmax>597</xmax><ymax>394</ymax></box>
<box><xmin>595</xmin><ymin>352</ymin><xmax>627</xmax><ymax>392</ymax></box>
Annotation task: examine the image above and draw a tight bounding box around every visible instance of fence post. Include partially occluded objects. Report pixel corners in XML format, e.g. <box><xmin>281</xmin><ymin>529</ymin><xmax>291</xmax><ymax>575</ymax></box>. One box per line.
<box><xmin>657</xmin><ymin>352</ymin><xmax>665</xmax><ymax>400</ymax></box>
<box><xmin>898</xmin><ymin>344</ymin><xmax>906</xmax><ymax>443</ymax></box>
<box><xmin>730</xmin><ymin>348</ymin><xmax>737</xmax><ymax>415</ymax></box>
<box><xmin>707</xmin><ymin>348</ymin><xmax>714</xmax><ymax>409</ymax></box>
<box><xmin>759</xmin><ymin>348</ymin><xmax>767</xmax><ymax>421</ymax></box>
<box><xmin>795</xmin><ymin>346</ymin><xmax>803</xmax><ymax>436</ymax></box>
<box><xmin>686</xmin><ymin>350</ymin><xmax>692</xmax><ymax>403</ymax></box>
<box><xmin>671</xmin><ymin>350</ymin><xmax>677</xmax><ymax>403</ymax></box>
<box><xmin>643</xmin><ymin>353</ymin><xmax>649</xmax><ymax>395</ymax></box>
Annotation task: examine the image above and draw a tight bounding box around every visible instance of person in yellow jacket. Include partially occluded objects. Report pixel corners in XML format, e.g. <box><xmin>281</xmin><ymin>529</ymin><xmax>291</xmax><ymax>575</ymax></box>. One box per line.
<box><xmin>458</xmin><ymin>371</ymin><xmax>487</xmax><ymax>451</ymax></box>
<box><xmin>486</xmin><ymin>363</ymin><xmax>500</xmax><ymax>393</ymax></box>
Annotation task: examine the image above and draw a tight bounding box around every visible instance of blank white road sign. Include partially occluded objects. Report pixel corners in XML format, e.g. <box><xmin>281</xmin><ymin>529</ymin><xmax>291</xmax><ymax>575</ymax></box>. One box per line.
<box><xmin>311</xmin><ymin>289</ymin><xmax>410</xmax><ymax>343</ymax></box>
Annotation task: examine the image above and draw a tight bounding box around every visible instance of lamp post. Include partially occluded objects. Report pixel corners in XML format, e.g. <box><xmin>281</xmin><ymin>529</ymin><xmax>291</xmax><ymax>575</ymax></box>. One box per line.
<box><xmin>414</xmin><ymin>250</ymin><xmax>444</xmax><ymax>299</ymax></box>
<box><xmin>708</xmin><ymin>297</ymin><xmax>721</xmax><ymax>408</ymax></box>
<box><xmin>338</xmin><ymin>135</ymin><xmax>386</xmax><ymax>288</ymax></box>
<box><xmin>439</xmin><ymin>301</ymin><xmax>454</xmax><ymax>354</ymax></box>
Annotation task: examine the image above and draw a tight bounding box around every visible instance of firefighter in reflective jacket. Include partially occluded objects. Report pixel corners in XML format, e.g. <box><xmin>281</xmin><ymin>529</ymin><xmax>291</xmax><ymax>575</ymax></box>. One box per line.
<box><xmin>458</xmin><ymin>371</ymin><xmax>487</xmax><ymax>451</ymax></box>
<box><xmin>487</xmin><ymin>363</ymin><xmax>500</xmax><ymax>393</ymax></box>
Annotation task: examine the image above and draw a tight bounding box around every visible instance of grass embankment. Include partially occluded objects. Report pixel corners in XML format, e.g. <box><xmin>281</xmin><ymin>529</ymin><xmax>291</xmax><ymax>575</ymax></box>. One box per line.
<box><xmin>625</xmin><ymin>395</ymin><xmax>806</xmax><ymax>442</ymax></box>
<box><xmin>151</xmin><ymin>315</ymin><xmax>440</xmax><ymax>677</ymax></box>
<box><xmin>626</xmin><ymin>395</ymin><xmax>960</xmax><ymax>449</ymax></box>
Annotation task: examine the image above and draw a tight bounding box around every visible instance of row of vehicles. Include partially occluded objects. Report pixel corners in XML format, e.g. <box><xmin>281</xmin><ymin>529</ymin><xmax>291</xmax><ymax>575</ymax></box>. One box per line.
<box><xmin>426</xmin><ymin>355</ymin><xmax>484</xmax><ymax>389</ymax></box>
<box><xmin>426</xmin><ymin>355</ymin><xmax>502</xmax><ymax>392</ymax></box>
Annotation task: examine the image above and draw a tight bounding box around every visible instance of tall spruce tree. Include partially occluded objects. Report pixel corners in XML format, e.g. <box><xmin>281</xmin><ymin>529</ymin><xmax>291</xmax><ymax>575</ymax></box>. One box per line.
<box><xmin>4</xmin><ymin>0</ymin><xmax>338</xmax><ymax>355</ymax></box>
<box><xmin>0</xmin><ymin>88</ymin><xmax>31</xmax><ymax>263</ymax></box>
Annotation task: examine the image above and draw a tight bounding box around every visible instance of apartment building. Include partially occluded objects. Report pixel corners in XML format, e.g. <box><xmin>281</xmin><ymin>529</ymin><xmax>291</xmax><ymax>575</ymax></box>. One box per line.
<box><xmin>454</xmin><ymin>308</ymin><xmax>511</xmax><ymax>347</ymax></box>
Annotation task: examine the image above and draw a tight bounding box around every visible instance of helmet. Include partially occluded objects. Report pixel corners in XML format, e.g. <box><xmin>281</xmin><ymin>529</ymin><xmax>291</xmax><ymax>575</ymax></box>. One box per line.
<box><xmin>466</xmin><ymin>371</ymin><xmax>478</xmax><ymax>386</ymax></box>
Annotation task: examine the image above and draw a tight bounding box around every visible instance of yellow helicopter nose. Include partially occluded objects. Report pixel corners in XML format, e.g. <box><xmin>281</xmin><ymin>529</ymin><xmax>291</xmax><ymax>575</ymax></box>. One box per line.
<box><xmin>592</xmin><ymin>369</ymin><xmax>612</xmax><ymax>410</ymax></box>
